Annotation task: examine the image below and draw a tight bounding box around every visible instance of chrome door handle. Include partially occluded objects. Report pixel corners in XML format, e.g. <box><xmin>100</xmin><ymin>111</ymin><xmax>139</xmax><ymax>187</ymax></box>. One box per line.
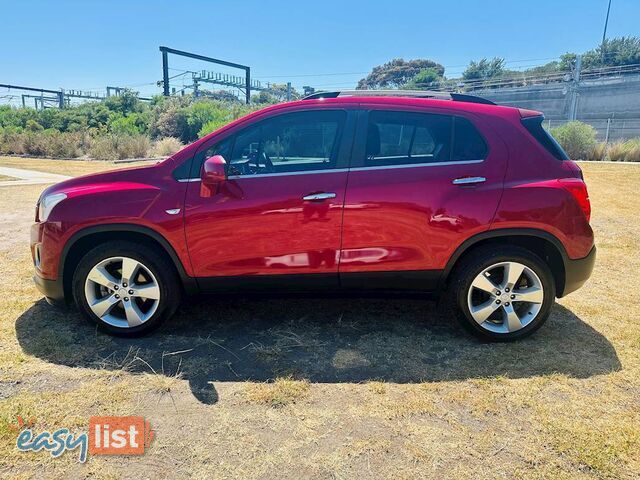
<box><xmin>302</xmin><ymin>192</ymin><xmax>336</xmax><ymax>201</ymax></box>
<box><xmin>452</xmin><ymin>176</ymin><xmax>486</xmax><ymax>185</ymax></box>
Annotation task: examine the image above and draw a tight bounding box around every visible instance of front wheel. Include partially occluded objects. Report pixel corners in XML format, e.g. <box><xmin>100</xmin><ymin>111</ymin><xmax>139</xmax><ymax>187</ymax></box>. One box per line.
<box><xmin>450</xmin><ymin>246</ymin><xmax>556</xmax><ymax>341</ymax></box>
<box><xmin>72</xmin><ymin>241</ymin><xmax>180</xmax><ymax>336</ymax></box>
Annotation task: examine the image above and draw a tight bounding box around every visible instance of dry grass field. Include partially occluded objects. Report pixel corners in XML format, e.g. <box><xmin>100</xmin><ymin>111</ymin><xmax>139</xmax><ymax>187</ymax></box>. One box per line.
<box><xmin>0</xmin><ymin>156</ymin><xmax>638</xmax><ymax>479</ymax></box>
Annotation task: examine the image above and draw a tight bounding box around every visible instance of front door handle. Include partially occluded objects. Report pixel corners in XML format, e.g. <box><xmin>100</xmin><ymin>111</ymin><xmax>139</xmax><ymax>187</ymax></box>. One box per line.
<box><xmin>452</xmin><ymin>176</ymin><xmax>486</xmax><ymax>185</ymax></box>
<box><xmin>302</xmin><ymin>192</ymin><xmax>336</xmax><ymax>201</ymax></box>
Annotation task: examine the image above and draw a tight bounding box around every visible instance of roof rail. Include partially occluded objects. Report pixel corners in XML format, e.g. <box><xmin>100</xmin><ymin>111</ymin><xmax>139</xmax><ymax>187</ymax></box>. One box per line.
<box><xmin>302</xmin><ymin>89</ymin><xmax>495</xmax><ymax>105</ymax></box>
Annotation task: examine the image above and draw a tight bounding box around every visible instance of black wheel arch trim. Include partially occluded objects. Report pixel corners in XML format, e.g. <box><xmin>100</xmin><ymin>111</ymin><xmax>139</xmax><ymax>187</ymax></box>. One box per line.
<box><xmin>441</xmin><ymin>227</ymin><xmax>572</xmax><ymax>291</ymax></box>
<box><xmin>59</xmin><ymin>223</ymin><xmax>198</xmax><ymax>295</ymax></box>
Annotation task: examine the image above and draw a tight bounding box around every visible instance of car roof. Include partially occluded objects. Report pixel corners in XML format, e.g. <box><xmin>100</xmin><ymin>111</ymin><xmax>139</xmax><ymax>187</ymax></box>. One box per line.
<box><xmin>281</xmin><ymin>95</ymin><xmax>527</xmax><ymax>117</ymax></box>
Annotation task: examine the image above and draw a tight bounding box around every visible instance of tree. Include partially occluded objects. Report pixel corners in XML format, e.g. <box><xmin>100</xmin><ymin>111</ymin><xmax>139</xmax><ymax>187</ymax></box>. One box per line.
<box><xmin>103</xmin><ymin>89</ymin><xmax>143</xmax><ymax>115</ymax></box>
<box><xmin>462</xmin><ymin>57</ymin><xmax>507</xmax><ymax>81</ymax></box>
<box><xmin>404</xmin><ymin>68</ymin><xmax>443</xmax><ymax>90</ymax></box>
<box><xmin>597</xmin><ymin>36</ymin><xmax>640</xmax><ymax>67</ymax></box>
<box><xmin>202</xmin><ymin>90</ymin><xmax>242</xmax><ymax>102</ymax></box>
<box><xmin>357</xmin><ymin>58</ymin><xmax>445</xmax><ymax>89</ymax></box>
<box><xmin>560</xmin><ymin>36</ymin><xmax>640</xmax><ymax>71</ymax></box>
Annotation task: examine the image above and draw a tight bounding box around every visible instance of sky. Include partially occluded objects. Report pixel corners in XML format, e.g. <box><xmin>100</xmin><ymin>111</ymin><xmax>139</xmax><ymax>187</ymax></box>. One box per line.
<box><xmin>1</xmin><ymin>0</ymin><xmax>639</xmax><ymax>101</ymax></box>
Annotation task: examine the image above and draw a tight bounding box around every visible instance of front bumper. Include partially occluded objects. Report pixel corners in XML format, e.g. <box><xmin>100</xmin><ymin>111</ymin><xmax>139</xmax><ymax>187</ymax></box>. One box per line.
<box><xmin>561</xmin><ymin>245</ymin><xmax>596</xmax><ymax>297</ymax></box>
<box><xmin>33</xmin><ymin>273</ymin><xmax>66</xmax><ymax>307</ymax></box>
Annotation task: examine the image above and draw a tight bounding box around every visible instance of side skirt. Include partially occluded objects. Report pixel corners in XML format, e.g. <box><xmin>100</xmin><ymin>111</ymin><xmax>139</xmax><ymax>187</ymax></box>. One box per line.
<box><xmin>196</xmin><ymin>270</ymin><xmax>442</xmax><ymax>297</ymax></box>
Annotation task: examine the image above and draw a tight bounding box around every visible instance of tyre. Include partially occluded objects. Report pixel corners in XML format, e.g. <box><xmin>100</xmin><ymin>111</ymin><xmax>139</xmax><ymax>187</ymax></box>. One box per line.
<box><xmin>72</xmin><ymin>241</ymin><xmax>180</xmax><ymax>336</ymax></box>
<box><xmin>449</xmin><ymin>245</ymin><xmax>556</xmax><ymax>342</ymax></box>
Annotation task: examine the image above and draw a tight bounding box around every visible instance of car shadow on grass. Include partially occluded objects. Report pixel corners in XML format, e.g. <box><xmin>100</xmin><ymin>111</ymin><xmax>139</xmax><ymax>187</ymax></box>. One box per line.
<box><xmin>15</xmin><ymin>296</ymin><xmax>621</xmax><ymax>404</ymax></box>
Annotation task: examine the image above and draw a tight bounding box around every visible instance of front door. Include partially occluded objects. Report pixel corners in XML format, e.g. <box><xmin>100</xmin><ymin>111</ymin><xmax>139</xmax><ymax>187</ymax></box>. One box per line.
<box><xmin>339</xmin><ymin>107</ymin><xmax>507</xmax><ymax>289</ymax></box>
<box><xmin>184</xmin><ymin>108</ymin><xmax>354</xmax><ymax>289</ymax></box>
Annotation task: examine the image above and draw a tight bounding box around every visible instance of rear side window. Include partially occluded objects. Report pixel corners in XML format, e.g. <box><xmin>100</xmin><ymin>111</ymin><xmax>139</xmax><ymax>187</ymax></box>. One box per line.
<box><xmin>521</xmin><ymin>115</ymin><xmax>569</xmax><ymax>160</ymax></box>
<box><xmin>365</xmin><ymin>111</ymin><xmax>487</xmax><ymax>166</ymax></box>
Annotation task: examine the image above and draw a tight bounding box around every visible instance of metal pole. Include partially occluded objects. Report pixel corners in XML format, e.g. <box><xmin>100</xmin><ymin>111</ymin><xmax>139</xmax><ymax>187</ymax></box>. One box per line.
<box><xmin>245</xmin><ymin>68</ymin><xmax>251</xmax><ymax>104</ymax></box>
<box><xmin>162</xmin><ymin>50</ymin><xmax>170</xmax><ymax>96</ymax></box>
<box><xmin>602</xmin><ymin>117</ymin><xmax>612</xmax><ymax>161</ymax></box>
<box><xmin>287</xmin><ymin>82</ymin><xmax>291</xmax><ymax>101</ymax></box>
<box><xmin>601</xmin><ymin>0</ymin><xmax>612</xmax><ymax>51</ymax></box>
<box><xmin>568</xmin><ymin>55</ymin><xmax>582</xmax><ymax>121</ymax></box>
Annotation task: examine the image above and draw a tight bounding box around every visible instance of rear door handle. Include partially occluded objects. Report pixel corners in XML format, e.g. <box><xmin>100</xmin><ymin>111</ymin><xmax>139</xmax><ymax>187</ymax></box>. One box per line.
<box><xmin>452</xmin><ymin>176</ymin><xmax>486</xmax><ymax>185</ymax></box>
<box><xmin>302</xmin><ymin>192</ymin><xmax>336</xmax><ymax>201</ymax></box>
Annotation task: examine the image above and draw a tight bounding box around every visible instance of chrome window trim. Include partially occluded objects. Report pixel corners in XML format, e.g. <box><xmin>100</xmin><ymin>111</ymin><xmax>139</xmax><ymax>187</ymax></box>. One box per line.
<box><xmin>228</xmin><ymin>168</ymin><xmax>349</xmax><ymax>180</ymax></box>
<box><xmin>178</xmin><ymin>159</ymin><xmax>483</xmax><ymax>182</ymax></box>
<box><xmin>349</xmin><ymin>159</ymin><xmax>483</xmax><ymax>172</ymax></box>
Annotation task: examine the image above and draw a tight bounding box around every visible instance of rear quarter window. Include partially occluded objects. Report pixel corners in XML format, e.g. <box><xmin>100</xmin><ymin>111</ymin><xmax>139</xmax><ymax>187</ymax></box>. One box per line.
<box><xmin>521</xmin><ymin>116</ymin><xmax>569</xmax><ymax>160</ymax></box>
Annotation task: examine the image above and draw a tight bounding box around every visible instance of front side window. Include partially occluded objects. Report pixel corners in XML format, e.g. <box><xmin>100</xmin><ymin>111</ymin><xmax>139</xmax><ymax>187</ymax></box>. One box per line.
<box><xmin>228</xmin><ymin>110</ymin><xmax>345</xmax><ymax>176</ymax></box>
<box><xmin>188</xmin><ymin>136</ymin><xmax>233</xmax><ymax>179</ymax></box>
<box><xmin>365</xmin><ymin>111</ymin><xmax>487</xmax><ymax>166</ymax></box>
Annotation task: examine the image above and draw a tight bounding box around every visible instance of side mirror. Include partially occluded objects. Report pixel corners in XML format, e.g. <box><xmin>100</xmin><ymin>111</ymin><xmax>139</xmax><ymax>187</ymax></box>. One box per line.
<box><xmin>200</xmin><ymin>155</ymin><xmax>227</xmax><ymax>197</ymax></box>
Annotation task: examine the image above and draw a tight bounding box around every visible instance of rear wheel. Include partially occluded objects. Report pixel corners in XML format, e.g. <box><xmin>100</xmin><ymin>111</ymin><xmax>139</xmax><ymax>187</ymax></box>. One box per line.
<box><xmin>450</xmin><ymin>246</ymin><xmax>555</xmax><ymax>341</ymax></box>
<box><xmin>72</xmin><ymin>241</ymin><xmax>180</xmax><ymax>336</ymax></box>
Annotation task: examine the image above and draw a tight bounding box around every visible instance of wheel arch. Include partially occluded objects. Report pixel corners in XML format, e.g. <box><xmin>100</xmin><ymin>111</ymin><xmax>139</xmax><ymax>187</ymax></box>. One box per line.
<box><xmin>442</xmin><ymin>228</ymin><xmax>569</xmax><ymax>297</ymax></box>
<box><xmin>60</xmin><ymin>224</ymin><xmax>198</xmax><ymax>301</ymax></box>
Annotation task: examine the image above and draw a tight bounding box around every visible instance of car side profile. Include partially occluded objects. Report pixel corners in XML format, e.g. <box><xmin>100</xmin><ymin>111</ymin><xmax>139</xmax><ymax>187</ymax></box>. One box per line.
<box><xmin>31</xmin><ymin>90</ymin><xmax>595</xmax><ymax>341</ymax></box>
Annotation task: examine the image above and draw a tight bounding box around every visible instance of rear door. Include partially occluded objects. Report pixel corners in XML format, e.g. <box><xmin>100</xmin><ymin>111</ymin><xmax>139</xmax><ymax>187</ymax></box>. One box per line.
<box><xmin>183</xmin><ymin>108</ymin><xmax>355</xmax><ymax>288</ymax></box>
<box><xmin>339</xmin><ymin>106</ymin><xmax>507</xmax><ymax>289</ymax></box>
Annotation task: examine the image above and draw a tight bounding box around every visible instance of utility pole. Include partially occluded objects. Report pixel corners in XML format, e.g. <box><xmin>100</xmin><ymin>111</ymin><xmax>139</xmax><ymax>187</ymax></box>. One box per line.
<box><xmin>568</xmin><ymin>55</ymin><xmax>582</xmax><ymax>121</ymax></box>
<box><xmin>601</xmin><ymin>0</ymin><xmax>612</xmax><ymax>59</ymax></box>
<box><xmin>245</xmin><ymin>68</ymin><xmax>251</xmax><ymax>104</ymax></box>
<box><xmin>162</xmin><ymin>49</ymin><xmax>170</xmax><ymax>96</ymax></box>
<box><xmin>286</xmin><ymin>82</ymin><xmax>291</xmax><ymax>101</ymax></box>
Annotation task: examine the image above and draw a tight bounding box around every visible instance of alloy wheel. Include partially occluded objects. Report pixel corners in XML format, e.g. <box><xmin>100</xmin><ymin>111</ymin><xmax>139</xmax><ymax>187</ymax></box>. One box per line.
<box><xmin>84</xmin><ymin>256</ymin><xmax>161</xmax><ymax>329</ymax></box>
<box><xmin>466</xmin><ymin>261</ymin><xmax>544</xmax><ymax>334</ymax></box>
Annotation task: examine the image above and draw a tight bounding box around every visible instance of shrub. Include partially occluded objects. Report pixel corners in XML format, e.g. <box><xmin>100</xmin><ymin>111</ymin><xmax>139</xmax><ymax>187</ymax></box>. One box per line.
<box><xmin>0</xmin><ymin>126</ymin><xmax>26</xmax><ymax>155</ymax></box>
<box><xmin>119</xmin><ymin>135</ymin><xmax>150</xmax><ymax>159</ymax></box>
<box><xmin>87</xmin><ymin>136</ymin><xmax>117</xmax><ymax>160</ymax></box>
<box><xmin>151</xmin><ymin>137</ymin><xmax>183</xmax><ymax>157</ymax></box>
<box><xmin>21</xmin><ymin>130</ymin><xmax>85</xmax><ymax>158</ymax></box>
<box><xmin>108</xmin><ymin>113</ymin><xmax>146</xmax><ymax>135</ymax></box>
<box><xmin>88</xmin><ymin>134</ymin><xmax>150</xmax><ymax>160</ymax></box>
<box><xmin>585</xmin><ymin>142</ymin><xmax>607</xmax><ymax>161</ymax></box>
<box><xmin>550</xmin><ymin>121</ymin><xmax>597</xmax><ymax>159</ymax></box>
<box><xmin>624</xmin><ymin>139</ymin><xmax>640</xmax><ymax>162</ymax></box>
<box><xmin>595</xmin><ymin>139</ymin><xmax>640</xmax><ymax>162</ymax></box>
<box><xmin>45</xmin><ymin>131</ymin><xmax>85</xmax><ymax>158</ymax></box>
<box><xmin>25</xmin><ymin>119</ymin><xmax>44</xmax><ymax>132</ymax></box>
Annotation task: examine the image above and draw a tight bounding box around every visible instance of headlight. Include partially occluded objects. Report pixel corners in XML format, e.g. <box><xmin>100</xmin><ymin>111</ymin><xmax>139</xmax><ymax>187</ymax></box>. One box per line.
<box><xmin>38</xmin><ymin>193</ymin><xmax>67</xmax><ymax>222</ymax></box>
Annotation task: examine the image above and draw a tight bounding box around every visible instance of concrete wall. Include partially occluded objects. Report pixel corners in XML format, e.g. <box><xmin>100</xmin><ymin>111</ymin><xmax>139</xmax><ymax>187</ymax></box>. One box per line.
<box><xmin>475</xmin><ymin>74</ymin><xmax>640</xmax><ymax>140</ymax></box>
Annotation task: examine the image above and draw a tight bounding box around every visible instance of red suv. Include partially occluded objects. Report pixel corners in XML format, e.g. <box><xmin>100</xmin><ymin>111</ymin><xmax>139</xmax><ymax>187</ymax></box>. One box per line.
<box><xmin>31</xmin><ymin>90</ymin><xmax>595</xmax><ymax>341</ymax></box>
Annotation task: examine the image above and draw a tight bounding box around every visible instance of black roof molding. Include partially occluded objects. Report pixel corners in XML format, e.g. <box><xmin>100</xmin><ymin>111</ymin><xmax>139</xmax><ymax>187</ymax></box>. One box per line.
<box><xmin>303</xmin><ymin>89</ymin><xmax>495</xmax><ymax>105</ymax></box>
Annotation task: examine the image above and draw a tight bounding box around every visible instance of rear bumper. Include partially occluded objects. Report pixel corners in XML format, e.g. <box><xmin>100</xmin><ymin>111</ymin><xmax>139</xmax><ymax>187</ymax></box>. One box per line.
<box><xmin>33</xmin><ymin>273</ymin><xmax>67</xmax><ymax>307</ymax></box>
<box><xmin>561</xmin><ymin>245</ymin><xmax>596</xmax><ymax>297</ymax></box>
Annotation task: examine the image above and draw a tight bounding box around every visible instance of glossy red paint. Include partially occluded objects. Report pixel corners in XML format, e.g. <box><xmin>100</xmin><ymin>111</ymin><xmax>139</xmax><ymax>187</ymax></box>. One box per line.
<box><xmin>340</xmin><ymin>105</ymin><xmax>508</xmax><ymax>273</ymax></box>
<box><xmin>30</xmin><ymin>94</ymin><xmax>595</xmax><ymax>302</ymax></box>
<box><xmin>184</xmin><ymin>171</ymin><xmax>347</xmax><ymax>278</ymax></box>
<box><xmin>31</xmin><ymin>160</ymin><xmax>191</xmax><ymax>280</ymax></box>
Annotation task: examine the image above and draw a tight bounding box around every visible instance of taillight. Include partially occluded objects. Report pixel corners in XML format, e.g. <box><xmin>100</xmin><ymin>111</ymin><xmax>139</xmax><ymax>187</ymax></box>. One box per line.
<box><xmin>559</xmin><ymin>178</ymin><xmax>591</xmax><ymax>222</ymax></box>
